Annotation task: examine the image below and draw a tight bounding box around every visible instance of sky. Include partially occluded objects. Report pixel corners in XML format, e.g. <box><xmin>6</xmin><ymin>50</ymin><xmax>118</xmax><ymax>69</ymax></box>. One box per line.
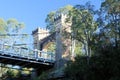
<box><xmin>0</xmin><ymin>0</ymin><xmax>102</xmax><ymax>35</ymax></box>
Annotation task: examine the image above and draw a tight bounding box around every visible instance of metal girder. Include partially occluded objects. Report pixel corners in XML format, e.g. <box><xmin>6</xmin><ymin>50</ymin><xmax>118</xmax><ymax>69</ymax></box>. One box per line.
<box><xmin>0</xmin><ymin>43</ymin><xmax>55</xmax><ymax>68</ymax></box>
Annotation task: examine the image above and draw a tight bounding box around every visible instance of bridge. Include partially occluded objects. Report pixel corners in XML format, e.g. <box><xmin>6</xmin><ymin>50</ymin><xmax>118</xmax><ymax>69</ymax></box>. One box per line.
<box><xmin>0</xmin><ymin>43</ymin><xmax>55</xmax><ymax>70</ymax></box>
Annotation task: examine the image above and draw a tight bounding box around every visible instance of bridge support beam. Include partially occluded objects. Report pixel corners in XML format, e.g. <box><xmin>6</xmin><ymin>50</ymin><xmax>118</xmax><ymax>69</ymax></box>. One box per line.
<box><xmin>55</xmin><ymin>29</ymin><xmax>64</xmax><ymax>69</ymax></box>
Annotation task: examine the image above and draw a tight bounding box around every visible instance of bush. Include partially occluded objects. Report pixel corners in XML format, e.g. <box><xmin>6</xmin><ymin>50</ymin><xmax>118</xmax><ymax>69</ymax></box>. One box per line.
<box><xmin>64</xmin><ymin>49</ymin><xmax>120</xmax><ymax>80</ymax></box>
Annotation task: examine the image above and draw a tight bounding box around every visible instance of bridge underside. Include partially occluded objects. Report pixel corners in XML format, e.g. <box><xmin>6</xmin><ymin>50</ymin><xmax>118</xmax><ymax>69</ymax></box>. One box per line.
<box><xmin>0</xmin><ymin>54</ymin><xmax>54</xmax><ymax>70</ymax></box>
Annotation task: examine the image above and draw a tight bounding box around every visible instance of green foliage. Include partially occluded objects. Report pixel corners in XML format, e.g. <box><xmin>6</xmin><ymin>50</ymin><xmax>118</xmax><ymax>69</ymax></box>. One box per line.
<box><xmin>64</xmin><ymin>48</ymin><xmax>120</xmax><ymax>80</ymax></box>
<box><xmin>65</xmin><ymin>56</ymin><xmax>88</xmax><ymax>80</ymax></box>
<box><xmin>0</xmin><ymin>18</ymin><xmax>7</xmax><ymax>33</ymax></box>
<box><xmin>1</xmin><ymin>69</ymin><xmax>21</xmax><ymax>80</ymax></box>
<box><xmin>36</xmin><ymin>1</ymin><xmax>120</xmax><ymax>80</ymax></box>
<box><xmin>97</xmin><ymin>0</ymin><xmax>120</xmax><ymax>48</ymax></box>
<box><xmin>47</xmin><ymin>42</ymin><xmax>56</xmax><ymax>52</ymax></box>
<box><xmin>36</xmin><ymin>72</ymin><xmax>48</xmax><ymax>80</ymax></box>
<box><xmin>45</xmin><ymin>11</ymin><xmax>56</xmax><ymax>33</ymax></box>
<box><xmin>8</xmin><ymin>69</ymin><xmax>20</xmax><ymax>77</ymax></box>
<box><xmin>3</xmin><ymin>18</ymin><xmax>25</xmax><ymax>34</ymax></box>
<box><xmin>64</xmin><ymin>0</ymin><xmax>120</xmax><ymax>80</ymax></box>
<box><xmin>74</xmin><ymin>41</ymin><xmax>83</xmax><ymax>55</ymax></box>
<box><xmin>22</xmin><ymin>68</ymin><xmax>31</xmax><ymax>75</ymax></box>
<box><xmin>45</xmin><ymin>5</ymin><xmax>73</xmax><ymax>33</ymax></box>
<box><xmin>0</xmin><ymin>18</ymin><xmax>29</xmax><ymax>79</ymax></box>
<box><xmin>1</xmin><ymin>68</ymin><xmax>32</xmax><ymax>80</ymax></box>
<box><xmin>68</xmin><ymin>2</ymin><xmax>97</xmax><ymax>57</ymax></box>
<box><xmin>0</xmin><ymin>18</ymin><xmax>28</xmax><ymax>48</ymax></box>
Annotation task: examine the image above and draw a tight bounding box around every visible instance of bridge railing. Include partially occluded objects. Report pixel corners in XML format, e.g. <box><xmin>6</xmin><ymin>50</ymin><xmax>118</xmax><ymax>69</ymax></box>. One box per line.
<box><xmin>0</xmin><ymin>43</ymin><xmax>55</xmax><ymax>63</ymax></box>
<box><xmin>28</xmin><ymin>49</ymin><xmax>55</xmax><ymax>62</ymax></box>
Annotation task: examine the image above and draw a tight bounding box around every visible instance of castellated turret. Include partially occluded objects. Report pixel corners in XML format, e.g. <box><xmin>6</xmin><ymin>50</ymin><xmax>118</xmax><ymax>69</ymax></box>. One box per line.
<box><xmin>32</xmin><ymin>27</ymin><xmax>49</xmax><ymax>50</ymax></box>
<box><xmin>54</xmin><ymin>13</ymin><xmax>72</xmax><ymax>68</ymax></box>
<box><xmin>54</xmin><ymin>13</ymin><xmax>71</xmax><ymax>33</ymax></box>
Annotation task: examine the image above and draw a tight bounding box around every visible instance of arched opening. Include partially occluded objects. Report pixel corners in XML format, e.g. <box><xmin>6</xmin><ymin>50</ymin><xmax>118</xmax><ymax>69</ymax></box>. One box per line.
<box><xmin>43</xmin><ymin>42</ymin><xmax>56</xmax><ymax>53</ymax></box>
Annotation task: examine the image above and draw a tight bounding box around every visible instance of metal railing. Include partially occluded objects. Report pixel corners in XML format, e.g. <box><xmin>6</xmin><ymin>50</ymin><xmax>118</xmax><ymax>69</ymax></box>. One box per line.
<box><xmin>0</xmin><ymin>43</ymin><xmax>55</xmax><ymax>64</ymax></box>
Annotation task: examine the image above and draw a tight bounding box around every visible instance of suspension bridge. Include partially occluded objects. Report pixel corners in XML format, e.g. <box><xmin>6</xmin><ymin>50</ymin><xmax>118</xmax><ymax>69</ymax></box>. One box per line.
<box><xmin>0</xmin><ymin>13</ymin><xmax>73</xmax><ymax>78</ymax></box>
<box><xmin>0</xmin><ymin>42</ymin><xmax>55</xmax><ymax>68</ymax></box>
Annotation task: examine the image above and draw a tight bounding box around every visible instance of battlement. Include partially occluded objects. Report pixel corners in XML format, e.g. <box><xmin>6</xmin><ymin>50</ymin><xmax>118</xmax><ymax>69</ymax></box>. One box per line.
<box><xmin>54</xmin><ymin>12</ymin><xmax>68</xmax><ymax>22</ymax></box>
<box><xmin>32</xmin><ymin>27</ymin><xmax>49</xmax><ymax>35</ymax></box>
<box><xmin>32</xmin><ymin>27</ymin><xmax>50</xmax><ymax>50</ymax></box>
<box><xmin>54</xmin><ymin>14</ymin><xmax>61</xmax><ymax>22</ymax></box>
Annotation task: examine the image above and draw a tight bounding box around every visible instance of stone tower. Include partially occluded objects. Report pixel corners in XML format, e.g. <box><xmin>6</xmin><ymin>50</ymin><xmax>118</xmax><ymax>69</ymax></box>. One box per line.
<box><xmin>54</xmin><ymin>13</ymin><xmax>72</xmax><ymax>68</ymax></box>
<box><xmin>32</xmin><ymin>28</ymin><xmax>49</xmax><ymax>50</ymax></box>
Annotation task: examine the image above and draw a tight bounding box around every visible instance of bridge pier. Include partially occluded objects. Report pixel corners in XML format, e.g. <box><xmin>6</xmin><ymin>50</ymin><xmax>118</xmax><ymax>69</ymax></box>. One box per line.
<box><xmin>31</xmin><ymin>68</ymin><xmax>37</xmax><ymax>79</ymax></box>
<box><xmin>55</xmin><ymin>28</ymin><xmax>64</xmax><ymax>69</ymax></box>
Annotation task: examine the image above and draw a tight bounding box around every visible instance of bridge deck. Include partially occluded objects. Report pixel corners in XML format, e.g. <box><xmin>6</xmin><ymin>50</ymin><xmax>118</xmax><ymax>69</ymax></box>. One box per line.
<box><xmin>0</xmin><ymin>43</ymin><xmax>55</xmax><ymax>69</ymax></box>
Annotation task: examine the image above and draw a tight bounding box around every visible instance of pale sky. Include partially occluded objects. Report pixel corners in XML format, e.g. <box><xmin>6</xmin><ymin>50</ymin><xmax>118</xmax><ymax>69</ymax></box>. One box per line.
<box><xmin>0</xmin><ymin>0</ymin><xmax>102</xmax><ymax>34</ymax></box>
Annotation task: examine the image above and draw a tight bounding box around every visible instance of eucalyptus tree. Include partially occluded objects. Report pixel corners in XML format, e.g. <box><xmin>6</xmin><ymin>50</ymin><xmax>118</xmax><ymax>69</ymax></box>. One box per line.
<box><xmin>45</xmin><ymin>5</ymin><xmax>73</xmax><ymax>33</ymax></box>
<box><xmin>64</xmin><ymin>1</ymin><xmax>120</xmax><ymax>80</ymax></box>
<box><xmin>68</xmin><ymin>2</ymin><xmax>97</xmax><ymax>57</ymax></box>
<box><xmin>6</xmin><ymin>19</ymin><xmax>26</xmax><ymax>44</ymax></box>
<box><xmin>0</xmin><ymin>18</ymin><xmax>7</xmax><ymax>34</ymax></box>
<box><xmin>97</xmin><ymin>0</ymin><xmax>120</xmax><ymax>49</ymax></box>
<box><xmin>0</xmin><ymin>18</ymin><xmax>27</xmax><ymax>45</ymax></box>
<box><xmin>0</xmin><ymin>18</ymin><xmax>27</xmax><ymax>78</ymax></box>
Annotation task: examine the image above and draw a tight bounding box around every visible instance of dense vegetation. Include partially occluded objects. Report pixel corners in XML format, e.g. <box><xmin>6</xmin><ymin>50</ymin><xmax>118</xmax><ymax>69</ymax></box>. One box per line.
<box><xmin>64</xmin><ymin>48</ymin><xmax>120</xmax><ymax>80</ymax></box>
<box><xmin>64</xmin><ymin>0</ymin><xmax>120</xmax><ymax>80</ymax></box>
